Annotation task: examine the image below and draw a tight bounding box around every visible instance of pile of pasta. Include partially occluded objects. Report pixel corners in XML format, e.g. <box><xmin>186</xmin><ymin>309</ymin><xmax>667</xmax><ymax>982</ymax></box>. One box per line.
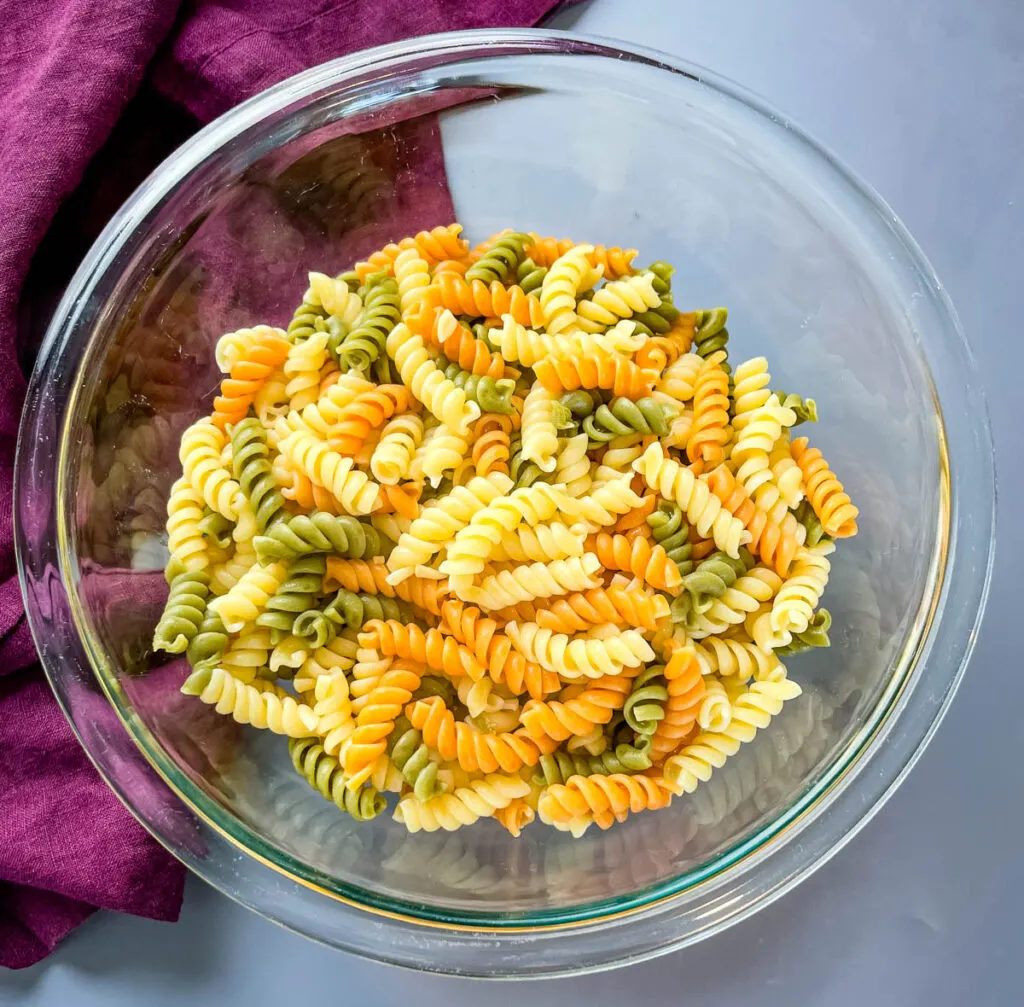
<box><xmin>153</xmin><ymin>224</ymin><xmax>859</xmax><ymax>837</ymax></box>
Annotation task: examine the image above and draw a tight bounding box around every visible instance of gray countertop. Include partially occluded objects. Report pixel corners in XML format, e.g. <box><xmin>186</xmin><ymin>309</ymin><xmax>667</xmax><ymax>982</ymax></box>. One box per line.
<box><xmin>4</xmin><ymin>0</ymin><xmax>1021</xmax><ymax>1003</ymax></box>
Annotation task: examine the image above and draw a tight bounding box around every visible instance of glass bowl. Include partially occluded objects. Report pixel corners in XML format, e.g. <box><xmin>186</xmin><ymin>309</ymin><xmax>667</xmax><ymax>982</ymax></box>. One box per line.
<box><xmin>15</xmin><ymin>29</ymin><xmax>994</xmax><ymax>977</ymax></box>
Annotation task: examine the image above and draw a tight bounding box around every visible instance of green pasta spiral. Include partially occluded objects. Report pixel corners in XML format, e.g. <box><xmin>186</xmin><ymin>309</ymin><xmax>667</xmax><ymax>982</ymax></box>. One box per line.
<box><xmin>325</xmin><ymin>314</ymin><xmax>350</xmax><ymax>360</ymax></box>
<box><xmin>198</xmin><ymin>509</ymin><xmax>234</xmax><ymax>548</ymax></box>
<box><xmin>794</xmin><ymin>500</ymin><xmax>832</xmax><ymax>547</ymax></box>
<box><xmin>153</xmin><ymin>569</ymin><xmax>210</xmax><ymax>654</ymax></box>
<box><xmin>582</xmin><ymin>396</ymin><xmax>678</xmax><ymax>444</ymax></box>
<box><xmin>628</xmin><ymin>261</ymin><xmax>681</xmax><ymax>337</ymax></box>
<box><xmin>291</xmin><ymin>608</ymin><xmax>339</xmax><ymax>649</ymax></box>
<box><xmin>372</xmin><ymin>351</ymin><xmax>394</xmax><ymax>385</ymax></box>
<box><xmin>338</xmin><ymin>269</ymin><xmax>361</xmax><ymax>293</ymax></box>
<box><xmin>559</xmin><ymin>389</ymin><xmax>598</xmax><ymax>420</ymax></box>
<box><xmin>288</xmin><ymin>737</ymin><xmax>386</xmax><ymax>821</ymax></box>
<box><xmin>186</xmin><ymin>609</ymin><xmax>229</xmax><ymax>670</ymax></box>
<box><xmin>645</xmin><ymin>260</ymin><xmax>674</xmax><ymax>297</ymax></box>
<box><xmin>465</xmin><ymin>232</ymin><xmax>531</xmax><ymax>285</ymax></box>
<box><xmin>322</xmin><ymin>588</ymin><xmax>413</xmax><ymax>630</ymax></box>
<box><xmin>646</xmin><ymin>500</ymin><xmax>693</xmax><ymax>575</ymax></box>
<box><xmin>412</xmin><ymin>675</ymin><xmax>457</xmax><ymax>704</ymax></box>
<box><xmin>508</xmin><ymin>433</ymin><xmax>547</xmax><ymax>488</ymax></box>
<box><xmin>255</xmin><ymin>555</ymin><xmax>328</xmax><ymax>641</ymax></box>
<box><xmin>254</xmin><ymin>512</ymin><xmax>382</xmax><ymax>564</ymax></box>
<box><xmin>671</xmin><ymin>549</ymin><xmax>753</xmax><ymax>625</ymax></box>
<box><xmin>532</xmin><ymin>739</ymin><xmax>654</xmax><ymax>786</ymax></box>
<box><xmin>515</xmin><ymin>256</ymin><xmax>547</xmax><ymax>294</ymax></box>
<box><xmin>286</xmin><ymin>296</ymin><xmax>327</xmax><ymax>343</ymax></box>
<box><xmin>693</xmin><ymin>307</ymin><xmax>730</xmax><ymax>372</ymax></box>
<box><xmin>441</xmin><ymin>363</ymin><xmax>516</xmax><ymax>414</ymax></box>
<box><xmin>776</xmin><ymin>608</ymin><xmax>832</xmax><ymax>656</ymax></box>
<box><xmin>231</xmin><ymin>417</ymin><xmax>287</xmax><ymax>531</ymax></box>
<box><xmin>623</xmin><ymin>664</ymin><xmax>668</xmax><ymax>736</ymax></box>
<box><xmin>776</xmin><ymin>391</ymin><xmax>818</xmax><ymax>425</ymax></box>
<box><xmin>388</xmin><ymin>717</ymin><xmax>451</xmax><ymax>802</ymax></box>
<box><xmin>337</xmin><ymin>272</ymin><xmax>400</xmax><ymax>372</ymax></box>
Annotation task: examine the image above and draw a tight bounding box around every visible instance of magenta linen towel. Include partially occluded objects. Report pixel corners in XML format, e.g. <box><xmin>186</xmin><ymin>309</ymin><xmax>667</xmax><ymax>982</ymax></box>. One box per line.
<box><xmin>0</xmin><ymin>0</ymin><xmax>573</xmax><ymax>968</ymax></box>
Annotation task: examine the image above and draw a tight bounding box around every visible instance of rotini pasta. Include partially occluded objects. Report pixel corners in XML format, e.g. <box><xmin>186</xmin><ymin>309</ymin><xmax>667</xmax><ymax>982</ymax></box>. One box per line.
<box><xmin>162</xmin><ymin>223</ymin><xmax>857</xmax><ymax>839</ymax></box>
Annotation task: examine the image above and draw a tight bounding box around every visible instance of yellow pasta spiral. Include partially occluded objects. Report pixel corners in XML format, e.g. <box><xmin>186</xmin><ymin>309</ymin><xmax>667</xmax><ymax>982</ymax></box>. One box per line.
<box><xmin>277</xmin><ymin>427</ymin><xmax>380</xmax><ymax>515</ymax></box>
<box><xmin>660</xmin><ymin>678</ymin><xmax>802</xmax><ymax>794</ymax></box>
<box><xmin>463</xmin><ymin>555</ymin><xmax>602</xmax><ymax>609</ymax></box>
<box><xmin>395</xmin><ymin>773</ymin><xmax>530</xmax><ymax>833</ymax></box>
<box><xmin>632</xmin><ymin>442</ymin><xmax>748</xmax><ymax>557</ymax></box>
<box><xmin>540</xmin><ymin>244</ymin><xmax>602</xmax><ymax>335</ymax></box>
<box><xmin>182</xmin><ymin>667</ymin><xmax>318</xmax><ymax>737</ymax></box>
<box><xmin>369</xmin><ymin>412</ymin><xmax>424</xmax><ymax>485</ymax></box>
<box><xmin>386</xmin><ymin>323</ymin><xmax>480</xmax><ymax>435</ymax></box>
<box><xmin>180</xmin><ymin>418</ymin><xmax>246</xmax><ymax>521</ymax></box>
<box><xmin>506</xmin><ymin>622</ymin><xmax>654</xmax><ymax>680</ymax></box>
<box><xmin>575</xmin><ymin>272</ymin><xmax>661</xmax><ymax>332</ymax></box>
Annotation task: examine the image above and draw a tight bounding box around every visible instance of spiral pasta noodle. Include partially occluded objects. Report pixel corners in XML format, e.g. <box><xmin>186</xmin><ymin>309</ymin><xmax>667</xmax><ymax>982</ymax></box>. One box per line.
<box><xmin>211</xmin><ymin>328</ymin><xmax>291</xmax><ymax>430</ymax></box>
<box><xmin>520</xmin><ymin>673</ymin><xmax>636</xmax><ymax>743</ymax></box>
<box><xmin>163</xmin><ymin>222</ymin><xmax>857</xmax><ymax>839</ymax></box>
<box><xmin>386</xmin><ymin>323</ymin><xmax>480</xmax><ymax>435</ymax></box>
<box><xmin>289</xmin><ymin>737</ymin><xmax>386</xmax><ymax>821</ymax></box>
<box><xmin>506</xmin><ymin>622</ymin><xmax>653</xmax><ymax>679</ymax></box>
<box><xmin>182</xmin><ymin>667</ymin><xmax>318</xmax><ymax>736</ymax></box>
<box><xmin>343</xmin><ymin>658</ymin><xmax>425</xmax><ymax>787</ymax></box>
<box><xmin>231</xmin><ymin>417</ymin><xmax>287</xmax><ymax>532</ymax></box>
<box><xmin>336</xmin><ymin>272</ymin><xmax>400</xmax><ymax>372</ymax></box>
<box><xmin>395</xmin><ymin>773</ymin><xmax>530</xmax><ymax>833</ymax></box>
<box><xmin>790</xmin><ymin>436</ymin><xmax>859</xmax><ymax>538</ymax></box>
<box><xmin>585</xmin><ymin>532</ymin><xmax>683</xmax><ymax>595</ymax></box>
<box><xmin>406</xmin><ymin>696</ymin><xmax>545</xmax><ymax>773</ymax></box>
<box><xmin>575</xmin><ymin>272</ymin><xmax>661</xmax><ymax>332</ymax></box>
<box><xmin>439</xmin><ymin>600</ymin><xmax>561</xmax><ymax>700</ymax></box>
<box><xmin>537</xmin><ymin>773</ymin><xmax>671</xmax><ymax>829</ymax></box>
<box><xmin>660</xmin><ymin>678</ymin><xmax>802</xmax><ymax>794</ymax></box>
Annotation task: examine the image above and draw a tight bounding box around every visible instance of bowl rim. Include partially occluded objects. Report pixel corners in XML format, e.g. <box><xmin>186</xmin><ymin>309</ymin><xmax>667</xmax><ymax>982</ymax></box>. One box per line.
<box><xmin>14</xmin><ymin>26</ymin><xmax>996</xmax><ymax>977</ymax></box>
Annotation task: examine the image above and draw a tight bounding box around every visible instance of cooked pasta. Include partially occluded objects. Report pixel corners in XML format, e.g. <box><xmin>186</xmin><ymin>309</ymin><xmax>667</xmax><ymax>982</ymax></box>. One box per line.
<box><xmin>161</xmin><ymin>222</ymin><xmax>857</xmax><ymax>838</ymax></box>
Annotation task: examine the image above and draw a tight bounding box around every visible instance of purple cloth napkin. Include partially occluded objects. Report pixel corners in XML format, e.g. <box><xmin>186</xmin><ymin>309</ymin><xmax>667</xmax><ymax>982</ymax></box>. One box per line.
<box><xmin>0</xmin><ymin>0</ymin><xmax>573</xmax><ymax>969</ymax></box>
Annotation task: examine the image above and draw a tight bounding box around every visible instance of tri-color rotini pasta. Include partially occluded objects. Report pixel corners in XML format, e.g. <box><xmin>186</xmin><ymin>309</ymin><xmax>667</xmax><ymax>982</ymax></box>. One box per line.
<box><xmin>157</xmin><ymin>222</ymin><xmax>858</xmax><ymax>836</ymax></box>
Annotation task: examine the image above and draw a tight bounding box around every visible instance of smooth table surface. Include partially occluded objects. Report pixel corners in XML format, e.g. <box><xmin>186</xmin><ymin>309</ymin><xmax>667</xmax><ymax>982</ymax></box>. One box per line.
<box><xmin>4</xmin><ymin>0</ymin><xmax>1021</xmax><ymax>1003</ymax></box>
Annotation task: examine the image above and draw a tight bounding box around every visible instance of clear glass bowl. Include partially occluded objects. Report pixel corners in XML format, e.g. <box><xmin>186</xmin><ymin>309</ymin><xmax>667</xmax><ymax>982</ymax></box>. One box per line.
<box><xmin>15</xmin><ymin>29</ymin><xmax>994</xmax><ymax>977</ymax></box>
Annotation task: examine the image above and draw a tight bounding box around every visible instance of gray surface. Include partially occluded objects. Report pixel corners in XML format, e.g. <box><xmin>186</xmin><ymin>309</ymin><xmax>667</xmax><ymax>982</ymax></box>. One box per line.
<box><xmin>4</xmin><ymin>0</ymin><xmax>1021</xmax><ymax>1003</ymax></box>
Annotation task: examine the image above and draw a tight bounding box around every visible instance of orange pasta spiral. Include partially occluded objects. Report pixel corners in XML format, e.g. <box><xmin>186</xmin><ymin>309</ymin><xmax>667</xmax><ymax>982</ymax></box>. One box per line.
<box><xmin>471</xmin><ymin>414</ymin><xmax>512</xmax><ymax>477</ymax></box>
<box><xmin>422</xmin><ymin>273</ymin><xmax>545</xmax><ymax>328</ymax></box>
<box><xmin>494</xmin><ymin>798</ymin><xmax>535</xmax><ymax>837</ymax></box>
<box><xmin>327</xmin><ymin>385</ymin><xmax>417</xmax><ymax>455</ymax></box>
<box><xmin>323</xmin><ymin>557</ymin><xmax>446</xmax><ymax>616</ymax></box>
<box><xmin>706</xmin><ymin>466</ymin><xmax>799</xmax><ymax>575</ymax></box>
<box><xmin>537</xmin><ymin>773</ymin><xmax>671</xmax><ymax>827</ymax></box>
<box><xmin>585</xmin><ymin>532</ymin><xmax>683</xmax><ymax>594</ymax></box>
<box><xmin>524</xmin><ymin>234</ymin><xmax>638</xmax><ymax>279</ymax></box>
<box><xmin>530</xmin><ymin>584</ymin><xmax>670</xmax><ymax>633</ymax></box>
<box><xmin>534</xmin><ymin>350</ymin><xmax>655</xmax><ymax>399</ymax></box>
<box><xmin>790</xmin><ymin>437</ymin><xmax>859</xmax><ymax>537</ymax></box>
<box><xmin>634</xmin><ymin>314</ymin><xmax>697</xmax><ymax>372</ymax></box>
<box><xmin>612</xmin><ymin>492</ymin><xmax>657</xmax><ymax>533</ymax></box>
<box><xmin>686</xmin><ymin>352</ymin><xmax>731</xmax><ymax>468</ymax></box>
<box><xmin>406</xmin><ymin>696</ymin><xmax>546</xmax><ymax>773</ymax></box>
<box><xmin>211</xmin><ymin>330</ymin><xmax>290</xmax><ymax>430</ymax></box>
<box><xmin>422</xmin><ymin>308</ymin><xmax>505</xmax><ymax>377</ymax></box>
<box><xmin>440</xmin><ymin>600</ymin><xmax>560</xmax><ymax>699</ymax></box>
<box><xmin>354</xmin><ymin>224</ymin><xmax>469</xmax><ymax>280</ymax></box>
<box><xmin>360</xmin><ymin>619</ymin><xmax>484</xmax><ymax>680</ymax></box>
<box><xmin>519</xmin><ymin>674</ymin><xmax>635</xmax><ymax>743</ymax></box>
<box><xmin>343</xmin><ymin>658</ymin><xmax>424</xmax><ymax>785</ymax></box>
<box><xmin>649</xmin><ymin>644</ymin><xmax>706</xmax><ymax>758</ymax></box>
<box><xmin>375</xmin><ymin>483</ymin><xmax>421</xmax><ymax>519</ymax></box>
